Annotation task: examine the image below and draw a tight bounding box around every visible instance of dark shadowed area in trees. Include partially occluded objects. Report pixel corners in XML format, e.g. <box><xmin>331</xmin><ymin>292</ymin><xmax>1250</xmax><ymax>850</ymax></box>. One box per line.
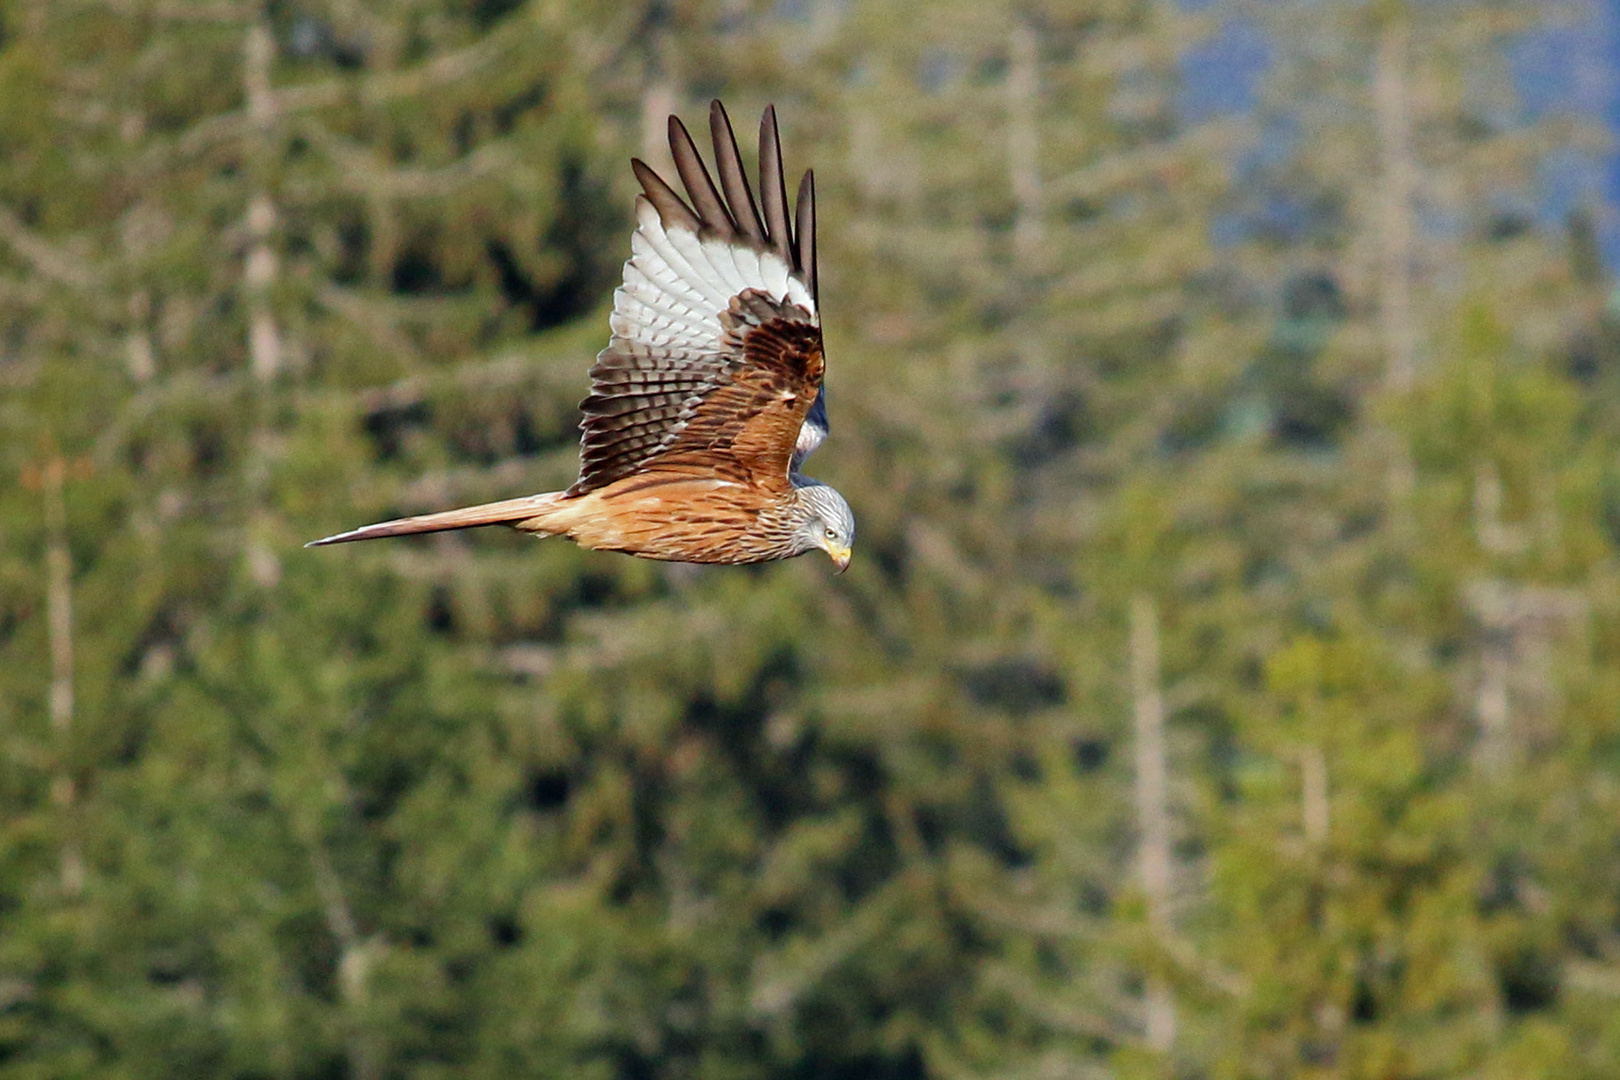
<box><xmin>4</xmin><ymin>1</ymin><xmax>1620</xmax><ymax>1077</ymax></box>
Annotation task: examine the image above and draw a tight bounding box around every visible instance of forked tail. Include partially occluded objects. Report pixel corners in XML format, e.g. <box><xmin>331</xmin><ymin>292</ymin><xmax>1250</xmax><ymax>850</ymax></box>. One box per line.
<box><xmin>307</xmin><ymin>491</ymin><xmax>566</xmax><ymax>547</ymax></box>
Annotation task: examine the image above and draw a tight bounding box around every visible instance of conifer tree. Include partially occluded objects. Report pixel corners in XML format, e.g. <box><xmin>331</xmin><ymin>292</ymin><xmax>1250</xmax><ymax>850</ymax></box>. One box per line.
<box><xmin>1189</xmin><ymin>1</ymin><xmax>1620</xmax><ymax>1074</ymax></box>
<box><xmin>3</xmin><ymin>1</ymin><xmax>1620</xmax><ymax>1077</ymax></box>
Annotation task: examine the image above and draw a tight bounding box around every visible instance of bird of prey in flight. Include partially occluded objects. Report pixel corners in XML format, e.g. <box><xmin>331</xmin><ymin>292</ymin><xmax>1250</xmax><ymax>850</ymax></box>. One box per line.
<box><xmin>310</xmin><ymin>102</ymin><xmax>853</xmax><ymax>572</ymax></box>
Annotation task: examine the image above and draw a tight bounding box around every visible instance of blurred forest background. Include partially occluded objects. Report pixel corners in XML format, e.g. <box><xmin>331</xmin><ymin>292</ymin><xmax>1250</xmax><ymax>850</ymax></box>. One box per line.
<box><xmin>6</xmin><ymin>0</ymin><xmax>1620</xmax><ymax>1077</ymax></box>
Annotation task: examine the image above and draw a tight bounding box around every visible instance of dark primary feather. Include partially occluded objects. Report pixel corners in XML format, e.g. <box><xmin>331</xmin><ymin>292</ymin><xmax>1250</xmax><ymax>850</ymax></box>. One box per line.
<box><xmin>795</xmin><ymin>169</ymin><xmax>817</xmax><ymax>304</ymax></box>
<box><xmin>669</xmin><ymin>114</ymin><xmax>735</xmax><ymax>239</ymax></box>
<box><xmin>758</xmin><ymin>106</ymin><xmax>794</xmax><ymax>265</ymax></box>
<box><xmin>710</xmin><ymin>103</ymin><xmax>765</xmax><ymax>246</ymax></box>
<box><xmin>629</xmin><ymin>159</ymin><xmax>701</xmax><ymax>234</ymax></box>
<box><xmin>631</xmin><ymin>101</ymin><xmax>817</xmax><ymax>288</ymax></box>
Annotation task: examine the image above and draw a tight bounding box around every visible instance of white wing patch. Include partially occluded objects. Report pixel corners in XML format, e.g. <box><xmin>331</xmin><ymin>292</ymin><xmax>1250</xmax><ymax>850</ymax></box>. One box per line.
<box><xmin>611</xmin><ymin>198</ymin><xmax>816</xmax><ymax>364</ymax></box>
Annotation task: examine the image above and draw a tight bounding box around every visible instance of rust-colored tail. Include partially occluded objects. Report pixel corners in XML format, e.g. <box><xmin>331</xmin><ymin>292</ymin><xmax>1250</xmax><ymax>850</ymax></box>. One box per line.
<box><xmin>307</xmin><ymin>491</ymin><xmax>565</xmax><ymax>547</ymax></box>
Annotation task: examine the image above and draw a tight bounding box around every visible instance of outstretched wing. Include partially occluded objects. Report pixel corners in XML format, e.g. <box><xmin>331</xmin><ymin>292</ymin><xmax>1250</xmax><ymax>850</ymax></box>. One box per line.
<box><xmin>570</xmin><ymin>101</ymin><xmax>826</xmax><ymax>495</ymax></box>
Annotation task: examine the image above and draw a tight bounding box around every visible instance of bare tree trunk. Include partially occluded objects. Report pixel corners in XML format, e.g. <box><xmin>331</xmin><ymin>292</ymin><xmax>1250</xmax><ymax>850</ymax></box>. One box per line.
<box><xmin>1300</xmin><ymin>743</ymin><xmax>1329</xmax><ymax>848</ymax></box>
<box><xmin>1007</xmin><ymin>16</ymin><xmax>1043</xmax><ymax>264</ymax></box>
<box><xmin>364</xmin><ymin>21</ymin><xmax>403</xmax><ymax>285</ymax></box>
<box><xmin>808</xmin><ymin>0</ymin><xmax>841</xmax><ymax>48</ymax></box>
<box><xmin>42</xmin><ymin>455</ymin><xmax>84</xmax><ymax>899</ymax></box>
<box><xmin>1473</xmin><ymin>460</ymin><xmax>1529</xmax><ymax>555</ymax></box>
<box><xmin>243</xmin><ymin>21</ymin><xmax>281</xmax><ymax>587</ymax></box>
<box><xmin>1130</xmin><ymin>592</ymin><xmax>1175</xmax><ymax>1053</ymax></box>
<box><xmin>1476</xmin><ymin>636</ymin><xmax>1511</xmax><ymax>776</ymax></box>
<box><xmin>310</xmin><ymin>844</ymin><xmax>382</xmax><ymax>1080</ymax></box>
<box><xmin>1473</xmin><ymin>455</ymin><xmax>1521</xmax><ymax>775</ymax></box>
<box><xmin>244</xmin><ymin>24</ymin><xmax>281</xmax><ymax>385</ymax></box>
<box><xmin>1466</xmin><ymin>580</ymin><xmax>1586</xmax><ymax>776</ymax></box>
<box><xmin>126</xmin><ymin>289</ymin><xmax>155</xmax><ymax>382</ymax></box>
<box><xmin>1374</xmin><ymin>14</ymin><xmax>1415</xmax><ymax>393</ymax></box>
<box><xmin>1374</xmin><ymin>13</ymin><xmax>1418</xmax><ymax>525</ymax></box>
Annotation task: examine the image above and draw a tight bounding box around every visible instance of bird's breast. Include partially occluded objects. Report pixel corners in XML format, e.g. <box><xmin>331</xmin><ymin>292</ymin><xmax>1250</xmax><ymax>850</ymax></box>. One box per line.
<box><xmin>561</xmin><ymin>474</ymin><xmax>799</xmax><ymax>564</ymax></box>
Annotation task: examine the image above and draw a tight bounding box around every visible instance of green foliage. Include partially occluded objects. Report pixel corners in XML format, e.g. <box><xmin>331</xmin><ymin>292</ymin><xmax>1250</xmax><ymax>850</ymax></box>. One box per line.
<box><xmin>3</xmin><ymin>0</ymin><xmax>1620</xmax><ymax>1078</ymax></box>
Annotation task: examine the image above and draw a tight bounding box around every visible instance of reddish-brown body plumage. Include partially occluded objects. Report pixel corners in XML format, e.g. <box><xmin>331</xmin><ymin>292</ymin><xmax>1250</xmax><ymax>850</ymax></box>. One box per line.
<box><xmin>508</xmin><ymin>474</ymin><xmax>810</xmax><ymax>565</ymax></box>
<box><xmin>310</xmin><ymin>102</ymin><xmax>854</xmax><ymax>571</ymax></box>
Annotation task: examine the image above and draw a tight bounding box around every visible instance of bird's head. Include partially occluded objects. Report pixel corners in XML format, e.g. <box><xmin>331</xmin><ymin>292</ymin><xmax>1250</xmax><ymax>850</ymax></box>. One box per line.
<box><xmin>791</xmin><ymin>479</ymin><xmax>855</xmax><ymax>573</ymax></box>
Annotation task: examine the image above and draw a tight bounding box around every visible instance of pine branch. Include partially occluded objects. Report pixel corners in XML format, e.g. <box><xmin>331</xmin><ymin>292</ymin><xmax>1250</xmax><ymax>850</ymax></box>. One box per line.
<box><xmin>168</xmin><ymin>14</ymin><xmax>538</xmax><ymax>161</ymax></box>
<box><xmin>1044</xmin><ymin>124</ymin><xmax>1241</xmax><ymax>205</ymax></box>
<box><xmin>0</xmin><ymin>207</ymin><xmax>101</xmax><ymax>289</ymax></box>
<box><xmin>292</xmin><ymin>121</ymin><xmax>524</xmax><ymax>200</ymax></box>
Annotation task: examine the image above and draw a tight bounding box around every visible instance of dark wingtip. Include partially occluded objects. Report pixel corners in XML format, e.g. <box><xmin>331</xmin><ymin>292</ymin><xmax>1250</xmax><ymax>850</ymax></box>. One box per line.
<box><xmin>759</xmin><ymin>104</ymin><xmax>794</xmax><ymax>265</ymax></box>
<box><xmin>632</xmin><ymin>157</ymin><xmax>702</xmax><ymax>233</ymax></box>
<box><xmin>709</xmin><ymin>99</ymin><xmax>766</xmax><ymax>244</ymax></box>
<box><xmin>795</xmin><ymin>167</ymin><xmax>817</xmax><ymax>303</ymax></box>
<box><xmin>668</xmin><ymin>113</ymin><xmax>734</xmax><ymax>236</ymax></box>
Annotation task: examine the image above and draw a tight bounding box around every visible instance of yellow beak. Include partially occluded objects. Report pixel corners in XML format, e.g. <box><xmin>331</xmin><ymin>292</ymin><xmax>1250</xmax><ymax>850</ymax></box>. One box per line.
<box><xmin>828</xmin><ymin>544</ymin><xmax>851</xmax><ymax>574</ymax></box>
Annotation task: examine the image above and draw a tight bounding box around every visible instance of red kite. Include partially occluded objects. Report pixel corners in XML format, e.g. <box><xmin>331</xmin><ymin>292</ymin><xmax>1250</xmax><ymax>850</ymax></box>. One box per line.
<box><xmin>310</xmin><ymin>102</ymin><xmax>852</xmax><ymax>571</ymax></box>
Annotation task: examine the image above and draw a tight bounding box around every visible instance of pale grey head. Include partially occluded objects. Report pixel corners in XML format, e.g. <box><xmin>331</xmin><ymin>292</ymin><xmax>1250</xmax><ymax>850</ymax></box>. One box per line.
<box><xmin>789</xmin><ymin>477</ymin><xmax>855</xmax><ymax>572</ymax></box>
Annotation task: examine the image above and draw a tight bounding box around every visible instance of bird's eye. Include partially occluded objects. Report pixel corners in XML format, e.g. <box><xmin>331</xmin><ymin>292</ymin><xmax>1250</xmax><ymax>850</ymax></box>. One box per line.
<box><xmin>824</xmin><ymin>527</ymin><xmax>837</xmax><ymax>540</ymax></box>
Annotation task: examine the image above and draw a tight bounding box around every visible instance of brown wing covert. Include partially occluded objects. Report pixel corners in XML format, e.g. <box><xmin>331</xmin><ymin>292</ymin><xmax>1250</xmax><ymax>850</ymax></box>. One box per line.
<box><xmin>649</xmin><ymin>291</ymin><xmax>823</xmax><ymax>488</ymax></box>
